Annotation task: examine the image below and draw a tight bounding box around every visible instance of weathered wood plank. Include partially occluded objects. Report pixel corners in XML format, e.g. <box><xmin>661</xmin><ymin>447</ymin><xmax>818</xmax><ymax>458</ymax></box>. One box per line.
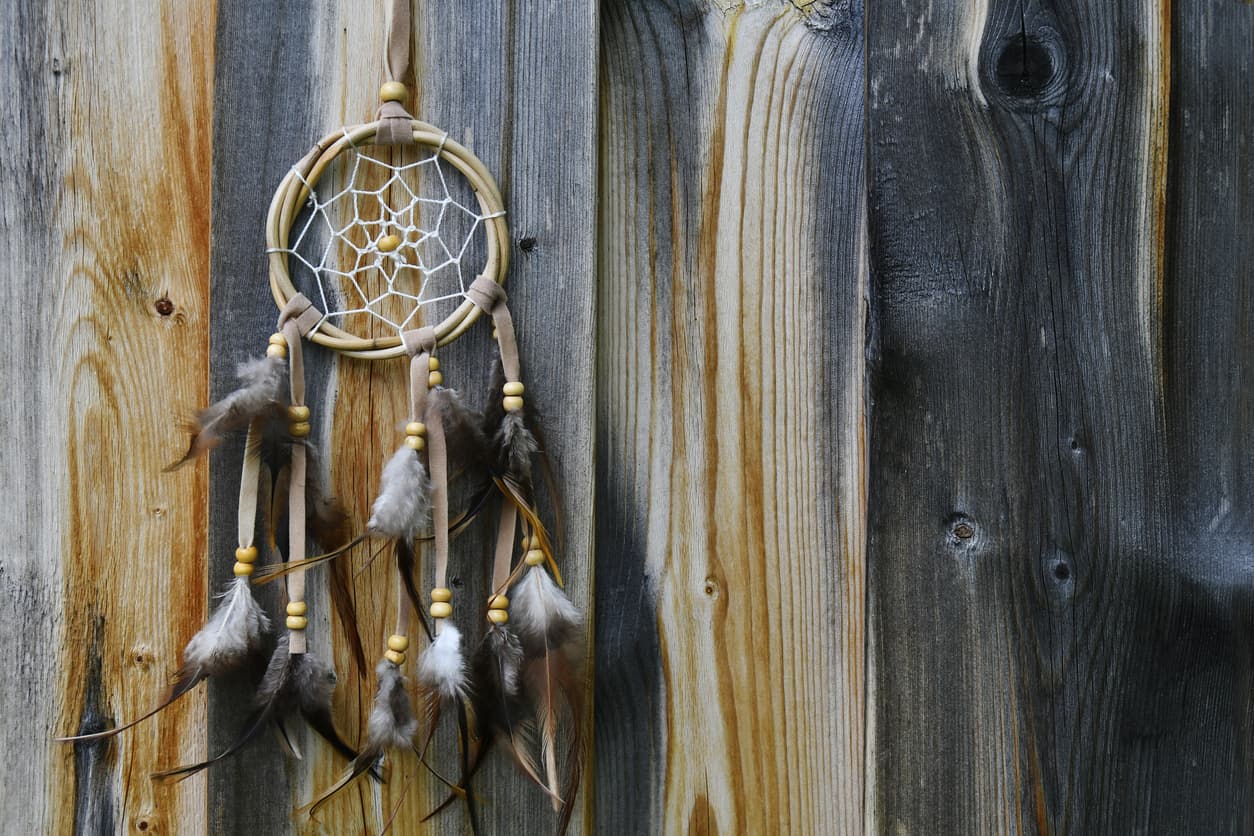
<box><xmin>0</xmin><ymin>0</ymin><xmax>214</xmax><ymax>832</ymax></box>
<box><xmin>209</xmin><ymin>1</ymin><xmax>597</xmax><ymax>833</ymax></box>
<box><xmin>867</xmin><ymin>0</ymin><xmax>1253</xmax><ymax>831</ymax></box>
<box><xmin>596</xmin><ymin>1</ymin><xmax>866</xmax><ymax>832</ymax></box>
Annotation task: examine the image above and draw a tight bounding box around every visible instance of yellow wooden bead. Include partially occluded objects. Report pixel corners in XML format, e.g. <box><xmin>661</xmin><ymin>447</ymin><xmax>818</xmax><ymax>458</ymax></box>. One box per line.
<box><xmin>377</xmin><ymin>234</ymin><xmax>401</xmax><ymax>253</ymax></box>
<box><xmin>384</xmin><ymin>649</ymin><xmax>406</xmax><ymax>666</ymax></box>
<box><xmin>235</xmin><ymin>546</ymin><xmax>258</xmax><ymax>563</ymax></box>
<box><xmin>488</xmin><ymin>594</ymin><xmax>509</xmax><ymax>610</ymax></box>
<box><xmin>387</xmin><ymin>634</ymin><xmax>409</xmax><ymax>652</ymax></box>
<box><xmin>233</xmin><ymin>561</ymin><xmax>254</xmax><ymax>577</ymax></box>
<box><xmin>405</xmin><ymin>421</ymin><xmax>426</xmax><ymax>437</ymax></box>
<box><xmin>268</xmin><ymin>333</ymin><xmax>287</xmax><ymax>347</ymax></box>
<box><xmin>428</xmin><ymin>370</ymin><xmax>443</xmax><ymax>388</ymax></box>
<box><xmin>503</xmin><ymin>396</ymin><xmax>524</xmax><ymax>412</ymax></box>
<box><xmin>379</xmin><ymin>81</ymin><xmax>408</xmax><ymax>102</ymax></box>
<box><xmin>524</xmin><ymin>549</ymin><xmax>546</xmax><ymax>567</ymax></box>
<box><xmin>503</xmin><ymin>382</ymin><xmax>525</xmax><ymax>396</ymax></box>
<box><xmin>430</xmin><ymin>587</ymin><xmax>452</xmax><ymax>603</ymax></box>
<box><xmin>286</xmin><ymin>601</ymin><xmax>307</xmax><ymax>616</ymax></box>
<box><xmin>287</xmin><ymin>405</ymin><xmax>310</xmax><ymax>421</ymax></box>
<box><xmin>487</xmin><ymin>608</ymin><xmax>509</xmax><ymax>625</ymax></box>
<box><xmin>266</xmin><ymin>343</ymin><xmax>288</xmax><ymax>359</ymax></box>
<box><xmin>428</xmin><ymin>356</ymin><xmax>440</xmax><ymax>371</ymax></box>
<box><xmin>285</xmin><ymin>615</ymin><xmax>308</xmax><ymax>630</ymax></box>
<box><xmin>430</xmin><ymin>601</ymin><xmax>453</xmax><ymax>619</ymax></box>
<box><xmin>404</xmin><ymin>435</ymin><xmax>426</xmax><ymax>451</ymax></box>
<box><xmin>519</xmin><ymin>536</ymin><xmax>531</xmax><ymax>550</ymax></box>
<box><xmin>492</xmin><ymin>328</ymin><xmax>498</xmax><ymax>340</ymax></box>
<box><xmin>289</xmin><ymin>421</ymin><xmax>311</xmax><ymax>438</ymax></box>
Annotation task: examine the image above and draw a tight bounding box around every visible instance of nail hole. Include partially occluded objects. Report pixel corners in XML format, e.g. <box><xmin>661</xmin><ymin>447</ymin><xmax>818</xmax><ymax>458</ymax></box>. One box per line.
<box><xmin>1070</xmin><ymin>438</ymin><xmax>1080</xmax><ymax>451</ymax></box>
<box><xmin>154</xmin><ymin>297</ymin><xmax>174</xmax><ymax>317</ymax></box>
<box><xmin>1053</xmin><ymin>562</ymin><xmax>1071</xmax><ymax>581</ymax></box>
<box><xmin>703</xmin><ymin>577</ymin><xmax>720</xmax><ymax>598</ymax></box>
<box><xmin>518</xmin><ymin>236</ymin><xmax>537</xmax><ymax>253</ymax></box>
<box><xmin>136</xmin><ymin>817</ymin><xmax>151</xmax><ymax>831</ymax></box>
<box><xmin>994</xmin><ymin>36</ymin><xmax>1055</xmax><ymax>98</ymax></box>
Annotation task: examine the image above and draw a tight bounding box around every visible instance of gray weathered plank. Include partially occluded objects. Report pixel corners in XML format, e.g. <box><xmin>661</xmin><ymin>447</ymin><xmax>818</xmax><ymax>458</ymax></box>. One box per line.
<box><xmin>596</xmin><ymin>1</ymin><xmax>867</xmax><ymax>832</ymax></box>
<box><xmin>867</xmin><ymin>0</ymin><xmax>1253</xmax><ymax>831</ymax></box>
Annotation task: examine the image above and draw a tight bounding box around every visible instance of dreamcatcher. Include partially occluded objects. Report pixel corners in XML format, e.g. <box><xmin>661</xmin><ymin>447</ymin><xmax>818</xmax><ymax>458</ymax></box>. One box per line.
<box><xmin>60</xmin><ymin>2</ymin><xmax>582</xmax><ymax>830</ymax></box>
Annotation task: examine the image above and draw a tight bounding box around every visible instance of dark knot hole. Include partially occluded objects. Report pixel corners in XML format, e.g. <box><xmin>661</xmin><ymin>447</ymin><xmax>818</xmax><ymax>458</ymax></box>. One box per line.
<box><xmin>995</xmin><ymin>36</ymin><xmax>1055</xmax><ymax>98</ymax></box>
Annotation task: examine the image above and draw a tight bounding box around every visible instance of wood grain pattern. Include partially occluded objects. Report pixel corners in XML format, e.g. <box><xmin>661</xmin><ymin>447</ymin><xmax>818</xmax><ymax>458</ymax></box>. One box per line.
<box><xmin>867</xmin><ymin>0</ymin><xmax>1253</xmax><ymax>832</ymax></box>
<box><xmin>0</xmin><ymin>0</ymin><xmax>215</xmax><ymax>832</ymax></box>
<box><xmin>596</xmin><ymin>2</ymin><xmax>867</xmax><ymax>832</ymax></box>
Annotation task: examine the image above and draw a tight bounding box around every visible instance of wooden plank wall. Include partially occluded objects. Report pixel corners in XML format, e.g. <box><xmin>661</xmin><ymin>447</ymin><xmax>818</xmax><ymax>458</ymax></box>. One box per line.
<box><xmin>865</xmin><ymin>0</ymin><xmax>1253</xmax><ymax>833</ymax></box>
<box><xmin>596</xmin><ymin>1</ymin><xmax>867</xmax><ymax>833</ymax></box>
<box><xmin>2</xmin><ymin>0</ymin><xmax>1251</xmax><ymax>833</ymax></box>
<box><xmin>1</xmin><ymin>0</ymin><xmax>214</xmax><ymax>832</ymax></box>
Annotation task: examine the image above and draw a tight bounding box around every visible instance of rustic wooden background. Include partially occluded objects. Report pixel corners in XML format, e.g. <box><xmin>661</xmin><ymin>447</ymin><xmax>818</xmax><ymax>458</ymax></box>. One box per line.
<box><xmin>3</xmin><ymin>0</ymin><xmax>1251</xmax><ymax>833</ymax></box>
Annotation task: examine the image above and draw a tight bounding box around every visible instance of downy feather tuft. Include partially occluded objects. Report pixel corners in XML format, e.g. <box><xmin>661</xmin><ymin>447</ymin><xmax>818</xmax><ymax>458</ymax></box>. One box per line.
<box><xmin>512</xmin><ymin>567</ymin><xmax>580</xmax><ymax>652</ymax></box>
<box><xmin>417</xmin><ymin>624</ymin><xmax>468</xmax><ymax>700</ymax></box>
<box><xmin>368</xmin><ymin>447</ymin><xmax>430</xmax><ymax>539</ymax></box>
<box><xmin>168</xmin><ymin>355</ymin><xmax>286</xmax><ymax>470</ymax></box>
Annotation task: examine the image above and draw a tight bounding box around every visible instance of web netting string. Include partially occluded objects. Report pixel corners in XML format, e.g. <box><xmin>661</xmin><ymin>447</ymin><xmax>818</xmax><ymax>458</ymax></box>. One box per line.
<box><xmin>267</xmin><ymin>136</ymin><xmax>506</xmax><ymax>339</ymax></box>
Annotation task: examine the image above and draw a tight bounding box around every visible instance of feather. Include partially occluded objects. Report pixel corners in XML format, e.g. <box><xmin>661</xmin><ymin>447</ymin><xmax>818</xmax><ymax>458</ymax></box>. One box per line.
<box><xmin>429</xmin><ymin>387</ymin><xmax>493</xmax><ymax>476</ymax></box>
<box><xmin>305</xmin><ymin>659</ymin><xmax>418</xmax><ymax>815</ymax></box>
<box><xmin>417</xmin><ymin>625</ymin><xmax>468</xmax><ymax>701</ymax></box>
<box><xmin>512</xmin><ymin>567</ymin><xmax>580</xmax><ymax>654</ymax></box>
<box><xmin>469</xmin><ymin>625</ymin><xmax>550</xmax><ymax>792</ymax></box>
<box><xmin>395</xmin><ymin>539</ymin><xmax>433</xmax><ymax>642</ymax></box>
<box><xmin>58</xmin><ymin>577</ymin><xmax>269</xmax><ymax>743</ymax></box>
<box><xmin>511</xmin><ymin>566</ymin><xmax>584</xmax><ymax>825</ymax></box>
<box><xmin>152</xmin><ymin>636</ymin><xmax>357</xmax><ymax>782</ymax></box>
<box><xmin>368</xmin><ymin>447</ymin><xmax>430</xmax><ymax>539</ymax></box>
<box><xmin>166</xmin><ymin>355</ymin><xmax>286</xmax><ymax>470</ymax></box>
<box><xmin>306</xmin><ymin>475</ymin><xmax>368</xmax><ymax>677</ymax></box>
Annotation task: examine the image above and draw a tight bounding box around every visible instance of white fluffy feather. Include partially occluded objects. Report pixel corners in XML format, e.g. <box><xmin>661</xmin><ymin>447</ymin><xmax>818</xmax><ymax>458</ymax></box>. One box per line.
<box><xmin>512</xmin><ymin>566</ymin><xmax>580</xmax><ymax>647</ymax></box>
<box><xmin>367</xmin><ymin>447</ymin><xmax>430</xmax><ymax>538</ymax></box>
<box><xmin>416</xmin><ymin>624</ymin><xmax>467</xmax><ymax>699</ymax></box>
<box><xmin>182</xmin><ymin>577</ymin><xmax>270</xmax><ymax>675</ymax></box>
<box><xmin>367</xmin><ymin>661</ymin><xmax>419</xmax><ymax>748</ymax></box>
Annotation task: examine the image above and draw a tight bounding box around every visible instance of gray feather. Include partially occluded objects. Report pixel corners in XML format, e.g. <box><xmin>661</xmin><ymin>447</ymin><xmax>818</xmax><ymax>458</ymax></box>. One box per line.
<box><xmin>367</xmin><ymin>447</ymin><xmax>430</xmax><ymax>538</ymax></box>
<box><xmin>367</xmin><ymin>661</ymin><xmax>419</xmax><ymax>748</ymax></box>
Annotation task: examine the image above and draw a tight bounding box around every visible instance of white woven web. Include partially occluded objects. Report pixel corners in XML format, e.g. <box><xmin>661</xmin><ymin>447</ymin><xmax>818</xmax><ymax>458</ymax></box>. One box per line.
<box><xmin>271</xmin><ymin>138</ymin><xmax>500</xmax><ymax>337</ymax></box>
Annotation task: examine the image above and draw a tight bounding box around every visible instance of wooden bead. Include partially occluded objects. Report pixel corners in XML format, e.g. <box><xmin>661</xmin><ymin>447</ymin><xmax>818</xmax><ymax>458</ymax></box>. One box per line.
<box><xmin>233</xmin><ymin>561</ymin><xmax>254</xmax><ymax>577</ymax></box>
<box><xmin>503</xmin><ymin>396</ymin><xmax>524</xmax><ymax>412</ymax></box>
<box><xmin>428</xmin><ymin>356</ymin><xmax>440</xmax><ymax>371</ymax></box>
<box><xmin>524</xmin><ymin>549</ymin><xmax>546</xmax><ymax>567</ymax></box>
<box><xmin>377</xmin><ymin>234</ymin><xmax>401</xmax><ymax>253</ymax></box>
<box><xmin>266</xmin><ymin>343</ymin><xmax>287</xmax><ymax>359</ymax></box>
<box><xmin>488</xmin><ymin>594</ymin><xmax>509</xmax><ymax>610</ymax></box>
<box><xmin>405</xmin><ymin>422</ymin><xmax>426</xmax><ymax>437</ymax></box>
<box><xmin>387</xmin><ymin>634</ymin><xmax>409</xmax><ymax>652</ymax></box>
<box><xmin>286</xmin><ymin>601</ymin><xmax>307</xmax><ymax>616</ymax></box>
<box><xmin>234</xmin><ymin>546</ymin><xmax>258</xmax><ymax>563</ymax></box>
<box><xmin>487</xmin><ymin>609</ymin><xmax>509</xmax><ymax>625</ymax></box>
<box><xmin>430</xmin><ymin>587</ymin><xmax>452</xmax><ymax>603</ymax></box>
<box><xmin>287</xmin><ymin>405</ymin><xmax>310</xmax><ymax>421</ymax></box>
<box><xmin>285</xmin><ymin>615</ymin><xmax>308</xmax><ymax>630</ymax></box>
<box><xmin>503</xmin><ymin>381</ymin><xmax>525</xmax><ymax>396</ymax></box>
<box><xmin>430</xmin><ymin>601</ymin><xmax>453</xmax><ymax>619</ymax></box>
<box><xmin>405</xmin><ymin>435</ymin><xmax>426</xmax><ymax>451</ymax></box>
<box><xmin>428</xmin><ymin>371</ymin><xmax>443</xmax><ymax>388</ymax></box>
<box><xmin>379</xmin><ymin>81</ymin><xmax>408</xmax><ymax>102</ymax></box>
<box><xmin>268</xmin><ymin>333</ymin><xmax>287</xmax><ymax>347</ymax></box>
<box><xmin>384</xmin><ymin>649</ymin><xmax>406</xmax><ymax>666</ymax></box>
<box><xmin>289</xmin><ymin>421</ymin><xmax>311</xmax><ymax>438</ymax></box>
<box><xmin>492</xmin><ymin>328</ymin><xmax>498</xmax><ymax>340</ymax></box>
<box><xmin>519</xmin><ymin>536</ymin><xmax>531</xmax><ymax>550</ymax></box>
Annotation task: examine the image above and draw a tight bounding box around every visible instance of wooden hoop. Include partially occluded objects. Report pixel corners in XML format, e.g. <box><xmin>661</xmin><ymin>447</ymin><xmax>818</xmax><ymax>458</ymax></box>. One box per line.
<box><xmin>265</xmin><ymin>120</ymin><xmax>509</xmax><ymax>360</ymax></box>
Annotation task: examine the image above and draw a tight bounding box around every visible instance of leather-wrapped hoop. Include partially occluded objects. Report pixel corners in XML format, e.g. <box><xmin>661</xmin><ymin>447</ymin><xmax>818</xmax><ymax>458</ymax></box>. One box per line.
<box><xmin>265</xmin><ymin>120</ymin><xmax>510</xmax><ymax>360</ymax></box>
